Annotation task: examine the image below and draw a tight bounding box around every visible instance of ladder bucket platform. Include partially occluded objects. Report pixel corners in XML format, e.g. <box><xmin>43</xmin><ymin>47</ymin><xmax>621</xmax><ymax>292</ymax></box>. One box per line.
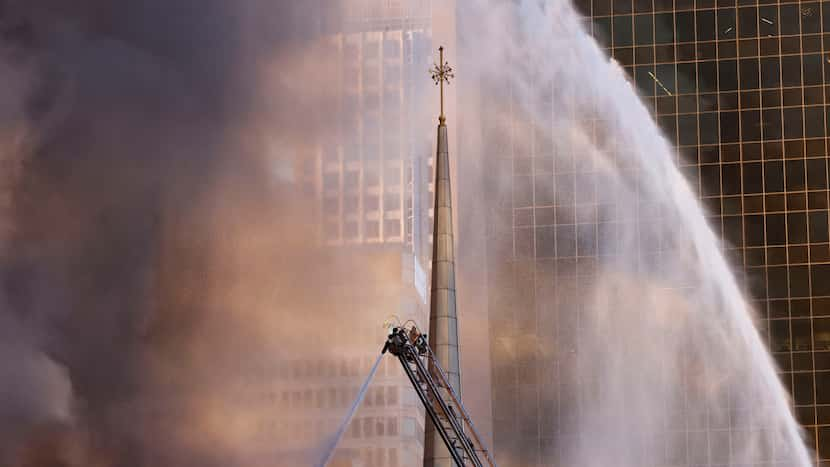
<box><xmin>382</xmin><ymin>326</ymin><xmax>498</xmax><ymax>467</ymax></box>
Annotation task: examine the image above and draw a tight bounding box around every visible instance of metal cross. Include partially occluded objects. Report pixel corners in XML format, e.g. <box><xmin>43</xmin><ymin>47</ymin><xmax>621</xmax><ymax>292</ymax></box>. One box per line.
<box><xmin>430</xmin><ymin>46</ymin><xmax>454</xmax><ymax>124</ymax></box>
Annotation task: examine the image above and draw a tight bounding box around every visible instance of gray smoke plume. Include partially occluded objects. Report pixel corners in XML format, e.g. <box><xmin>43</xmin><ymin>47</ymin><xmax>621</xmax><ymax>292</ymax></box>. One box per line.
<box><xmin>0</xmin><ymin>2</ymin><xmax>355</xmax><ymax>465</ymax></box>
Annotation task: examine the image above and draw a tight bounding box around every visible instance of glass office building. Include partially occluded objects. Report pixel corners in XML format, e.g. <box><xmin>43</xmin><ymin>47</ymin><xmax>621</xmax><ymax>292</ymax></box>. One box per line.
<box><xmin>477</xmin><ymin>0</ymin><xmax>830</xmax><ymax>465</ymax></box>
<box><xmin>578</xmin><ymin>0</ymin><xmax>829</xmax><ymax>461</ymax></box>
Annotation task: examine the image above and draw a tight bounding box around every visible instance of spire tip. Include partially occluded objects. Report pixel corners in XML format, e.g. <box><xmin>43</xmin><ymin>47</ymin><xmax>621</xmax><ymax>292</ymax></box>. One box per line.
<box><xmin>430</xmin><ymin>47</ymin><xmax>453</xmax><ymax>125</ymax></box>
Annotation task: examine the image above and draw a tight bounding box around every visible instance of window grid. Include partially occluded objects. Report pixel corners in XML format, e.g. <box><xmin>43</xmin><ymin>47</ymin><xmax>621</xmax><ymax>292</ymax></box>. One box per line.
<box><xmin>491</xmin><ymin>0</ymin><xmax>830</xmax><ymax>463</ymax></box>
<box><xmin>585</xmin><ymin>0</ymin><xmax>830</xmax><ymax>461</ymax></box>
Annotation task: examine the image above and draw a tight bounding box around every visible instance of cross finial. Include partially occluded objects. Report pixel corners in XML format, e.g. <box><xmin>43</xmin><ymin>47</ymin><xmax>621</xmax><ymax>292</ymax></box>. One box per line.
<box><xmin>430</xmin><ymin>46</ymin><xmax>454</xmax><ymax>125</ymax></box>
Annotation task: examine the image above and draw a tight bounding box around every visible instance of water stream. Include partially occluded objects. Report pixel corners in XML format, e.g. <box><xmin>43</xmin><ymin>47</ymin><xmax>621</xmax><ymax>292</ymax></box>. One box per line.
<box><xmin>316</xmin><ymin>353</ymin><xmax>384</xmax><ymax>467</ymax></box>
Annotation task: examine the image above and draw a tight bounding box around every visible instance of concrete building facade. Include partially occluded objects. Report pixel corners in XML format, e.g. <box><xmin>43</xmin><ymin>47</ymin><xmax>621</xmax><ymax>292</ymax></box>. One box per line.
<box><xmin>274</xmin><ymin>2</ymin><xmax>457</xmax><ymax>466</ymax></box>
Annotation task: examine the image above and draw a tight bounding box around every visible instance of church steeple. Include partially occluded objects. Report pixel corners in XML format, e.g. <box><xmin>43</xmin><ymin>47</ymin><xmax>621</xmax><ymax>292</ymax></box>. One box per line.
<box><xmin>424</xmin><ymin>46</ymin><xmax>460</xmax><ymax>467</ymax></box>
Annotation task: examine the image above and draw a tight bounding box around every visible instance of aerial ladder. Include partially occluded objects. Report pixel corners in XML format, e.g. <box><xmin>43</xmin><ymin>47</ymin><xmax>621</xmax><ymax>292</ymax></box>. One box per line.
<box><xmin>382</xmin><ymin>325</ymin><xmax>498</xmax><ymax>467</ymax></box>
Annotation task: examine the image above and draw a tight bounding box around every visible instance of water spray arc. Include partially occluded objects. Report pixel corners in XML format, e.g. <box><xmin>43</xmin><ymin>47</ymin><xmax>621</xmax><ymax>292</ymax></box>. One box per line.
<box><xmin>464</xmin><ymin>1</ymin><xmax>813</xmax><ymax>464</ymax></box>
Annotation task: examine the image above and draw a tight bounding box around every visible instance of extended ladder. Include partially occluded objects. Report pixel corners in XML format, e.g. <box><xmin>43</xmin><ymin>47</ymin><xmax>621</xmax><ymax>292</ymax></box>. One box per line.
<box><xmin>382</xmin><ymin>326</ymin><xmax>497</xmax><ymax>467</ymax></box>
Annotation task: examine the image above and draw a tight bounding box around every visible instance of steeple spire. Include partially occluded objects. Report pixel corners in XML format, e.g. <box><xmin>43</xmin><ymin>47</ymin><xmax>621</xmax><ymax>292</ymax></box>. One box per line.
<box><xmin>424</xmin><ymin>46</ymin><xmax>460</xmax><ymax>467</ymax></box>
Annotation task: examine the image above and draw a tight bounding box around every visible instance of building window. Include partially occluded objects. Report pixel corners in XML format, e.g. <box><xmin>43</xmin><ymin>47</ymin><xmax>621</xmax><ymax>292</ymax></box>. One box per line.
<box><xmin>387</xmin><ymin>386</ymin><xmax>399</xmax><ymax>405</ymax></box>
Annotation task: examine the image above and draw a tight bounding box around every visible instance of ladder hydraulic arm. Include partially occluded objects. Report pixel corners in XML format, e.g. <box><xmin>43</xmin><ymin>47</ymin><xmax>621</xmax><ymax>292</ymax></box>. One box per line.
<box><xmin>382</xmin><ymin>326</ymin><xmax>497</xmax><ymax>467</ymax></box>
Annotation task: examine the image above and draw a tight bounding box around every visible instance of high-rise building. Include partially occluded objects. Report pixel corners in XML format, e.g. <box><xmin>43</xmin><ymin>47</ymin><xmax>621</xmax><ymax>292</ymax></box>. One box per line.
<box><xmin>576</xmin><ymin>0</ymin><xmax>829</xmax><ymax>462</ymax></box>
<box><xmin>311</xmin><ymin>1</ymin><xmax>434</xmax><ymax>252</ymax></box>
<box><xmin>274</xmin><ymin>2</ymin><xmax>456</xmax><ymax>466</ymax></box>
<box><xmin>475</xmin><ymin>0</ymin><xmax>830</xmax><ymax>465</ymax></box>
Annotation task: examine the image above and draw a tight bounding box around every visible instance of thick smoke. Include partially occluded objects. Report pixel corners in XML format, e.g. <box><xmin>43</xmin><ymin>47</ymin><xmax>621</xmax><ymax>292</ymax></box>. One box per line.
<box><xmin>0</xmin><ymin>2</ymin><xmax>364</xmax><ymax>465</ymax></box>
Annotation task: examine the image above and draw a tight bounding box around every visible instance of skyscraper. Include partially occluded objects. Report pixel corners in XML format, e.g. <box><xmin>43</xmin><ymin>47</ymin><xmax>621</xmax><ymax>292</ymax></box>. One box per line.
<box><xmin>474</xmin><ymin>0</ymin><xmax>830</xmax><ymax>465</ymax></box>
<box><xmin>575</xmin><ymin>0</ymin><xmax>829</xmax><ymax>461</ymax></box>
<box><xmin>273</xmin><ymin>2</ymin><xmax>457</xmax><ymax>466</ymax></box>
